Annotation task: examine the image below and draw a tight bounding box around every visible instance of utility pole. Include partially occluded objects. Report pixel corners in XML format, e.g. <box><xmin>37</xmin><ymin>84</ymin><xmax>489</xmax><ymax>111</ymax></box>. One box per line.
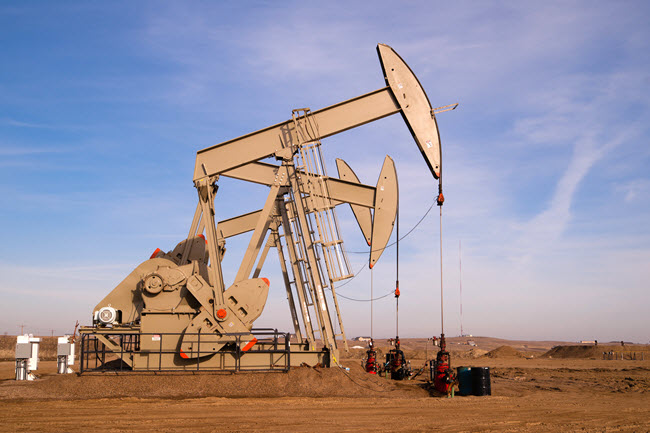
<box><xmin>19</xmin><ymin>324</ymin><xmax>24</xmax><ymax>335</ymax></box>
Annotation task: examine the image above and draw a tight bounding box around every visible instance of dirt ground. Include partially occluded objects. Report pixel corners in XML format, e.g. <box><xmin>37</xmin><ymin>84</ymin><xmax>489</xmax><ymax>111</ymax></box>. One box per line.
<box><xmin>1</xmin><ymin>339</ymin><xmax>649</xmax><ymax>432</ymax></box>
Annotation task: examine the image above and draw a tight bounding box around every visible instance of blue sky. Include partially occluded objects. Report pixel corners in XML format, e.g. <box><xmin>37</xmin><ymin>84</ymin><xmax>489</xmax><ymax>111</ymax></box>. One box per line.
<box><xmin>1</xmin><ymin>1</ymin><xmax>648</xmax><ymax>342</ymax></box>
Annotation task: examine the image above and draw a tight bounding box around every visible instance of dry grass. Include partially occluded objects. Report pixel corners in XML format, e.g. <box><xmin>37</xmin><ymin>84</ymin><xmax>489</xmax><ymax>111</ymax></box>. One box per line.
<box><xmin>0</xmin><ymin>336</ymin><xmax>79</xmax><ymax>361</ymax></box>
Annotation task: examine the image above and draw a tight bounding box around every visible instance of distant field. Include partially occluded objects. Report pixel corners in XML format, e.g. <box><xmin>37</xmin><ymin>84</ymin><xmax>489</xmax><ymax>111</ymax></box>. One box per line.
<box><xmin>0</xmin><ymin>336</ymin><xmax>79</xmax><ymax>361</ymax></box>
<box><xmin>2</xmin><ymin>334</ymin><xmax>647</xmax><ymax>362</ymax></box>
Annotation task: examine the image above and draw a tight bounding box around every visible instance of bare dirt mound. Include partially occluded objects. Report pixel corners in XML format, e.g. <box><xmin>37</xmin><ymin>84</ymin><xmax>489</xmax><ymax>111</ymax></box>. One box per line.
<box><xmin>543</xmin><ymin>345</ymin><xmax>603</xmax><ymax>359</ymax></box>
<box><xmin>543</xmin><ymin>344</ymin><xmax>650</xmax><ymax>359</ymax></box>
<box><xmin>483</xmin><ymin>346</ymin><xmax>524</xmax><ymax>358</ymax></box>
<box><xmin>0</xmin><ymin>362</ymin><xmax>429</xmax><ymax>401</ymax></box>
<box><xmin>468</xmin><ymin>348</ymin><xmax>488</xmax><ymax>358</ymax></box>
<box><xmin>452</xmin><ymin>348</ymin><xmax>488</xmax><ymax>359</ymax></box>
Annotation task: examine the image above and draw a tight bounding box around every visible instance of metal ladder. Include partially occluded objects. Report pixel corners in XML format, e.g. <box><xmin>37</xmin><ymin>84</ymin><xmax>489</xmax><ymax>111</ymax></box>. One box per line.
<box><xmin>286</xmin><ymin>108</ymin><xmax>352</xmax><ymax>350</ymax></box>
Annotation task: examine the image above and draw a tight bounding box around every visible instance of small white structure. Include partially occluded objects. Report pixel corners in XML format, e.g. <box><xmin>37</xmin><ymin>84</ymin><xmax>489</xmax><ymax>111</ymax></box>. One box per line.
<box><xmin>57</xmin><ymin>336</ymin><xmax>75</xmax><ymax>374</ymax></box>
<box><xmin>15</xmin><ymin>335</ymin><xmax>41</xmax><ymax>381</ymax></box>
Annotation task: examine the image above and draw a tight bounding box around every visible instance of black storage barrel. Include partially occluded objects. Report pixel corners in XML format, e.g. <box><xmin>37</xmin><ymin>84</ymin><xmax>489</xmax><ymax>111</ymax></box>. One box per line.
<box><xmin>457</xmin><ymin>366</ymin><xmax>473</xmax><ymax>396</ymax></box>
<box><xmin>471</xmin><ymin>366</ymin><xmax>491</xmax><ymax>396</ymax></box>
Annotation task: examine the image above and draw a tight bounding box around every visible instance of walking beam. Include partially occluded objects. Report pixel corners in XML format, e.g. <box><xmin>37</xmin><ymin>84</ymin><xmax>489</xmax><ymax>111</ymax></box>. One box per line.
<box><xmin>194</xmin><ymin>44</ymin><xmax>442</xmax><ymax>182</ymax></box>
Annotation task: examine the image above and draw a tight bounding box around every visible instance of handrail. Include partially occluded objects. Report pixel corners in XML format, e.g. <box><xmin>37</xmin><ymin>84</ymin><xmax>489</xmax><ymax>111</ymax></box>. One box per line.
<box><xmin>80</xmin><ymin>329</ymin><xmax>292</xmax><ymax>373</ymax></box>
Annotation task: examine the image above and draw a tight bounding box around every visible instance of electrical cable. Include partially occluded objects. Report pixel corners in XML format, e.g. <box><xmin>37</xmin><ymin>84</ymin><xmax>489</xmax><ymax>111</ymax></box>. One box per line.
<box><xmin>347</xmin><ymin>198</ymin><xmax>436</xmax><ymax>254</ymax></box>
<box><xmin>333</xmin><ymin>262</ymin><xmax>366</xmax><ymax>289</ymax></box>
<box><xmin>335</xmin><ymin>290</ymin><xmax>394</xmax><ymax>302</ymax></box>
<box><xmin>333</xmin><ymin>197</ymin><xmax>437</xmax><ymax>292</ymax></box>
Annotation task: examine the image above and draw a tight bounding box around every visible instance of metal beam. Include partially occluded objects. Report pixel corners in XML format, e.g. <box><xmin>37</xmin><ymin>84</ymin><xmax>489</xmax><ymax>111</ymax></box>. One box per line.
<box><xmin>196</xmin><ymin>177</ymin><xmax>225</xmax><ymax>304</ymax></box>
<box><xmin>270</xmin><ymin>222</ymin><xmax>303</xmax><ymax>342</ymax></box>
<box><xmin>285</xmin><ymin>160</ymin><xmax>339</xmax><ymax>360</ymax></box>
<box><xmin>216</xmin><ymin>210</ymin><xmax>263</xmax><ymax>239</ymax></box>
<box><xmin>234</xmin><ymin>184</ymin><xmax>280</xmax><ymax>282</ymax></box>
<box><xmin>278</xmin><ymin>200</ymin><xmax>316</xmax><ymax>346</ymax></box>
<box><xmin>194</xmin><ymin>87</ymin><xmax>399</xmax><ymax>180</ymax></box>
<box><xmin>223</xmin><ymin>162</ymin><xmax>376</xmax><ymax>208</ymax></box>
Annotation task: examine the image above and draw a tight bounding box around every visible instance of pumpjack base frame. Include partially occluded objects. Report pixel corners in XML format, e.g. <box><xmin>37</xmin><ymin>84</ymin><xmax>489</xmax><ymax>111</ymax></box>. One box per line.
<box><xmin>79</xmin><ymin>326</ymin><xmax>330</xmax><ymax>373</ymax></box>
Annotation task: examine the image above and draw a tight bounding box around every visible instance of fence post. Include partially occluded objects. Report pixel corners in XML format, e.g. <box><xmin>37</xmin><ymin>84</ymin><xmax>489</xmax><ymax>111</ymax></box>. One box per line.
<box><xmin>236</xmin><ymin>335</ymin><xmax>241</xmax><ymax>372</ymax></box>
<box><xmin>197</xmin><ymin>330</ymin><xmax>201</xmax><ymax>372</ymax></box>
<box><xmin>286</xmin><ymin>332</ymin><xmax>291</xmax><ymax>371</ymax></box>
<box><xmin>101</xmin><ymin>339</ymin><xmax>106</xmax><ymax>368</ymax></box>
<box><xmin>80</xmin><ymin>335</ymin><xmax>85</xmax><ymax>373</ymax></box>
<box><xmin>120</xmin><ymin>335</ymin><xmax>124</xmax><ymax>372</ymax></box>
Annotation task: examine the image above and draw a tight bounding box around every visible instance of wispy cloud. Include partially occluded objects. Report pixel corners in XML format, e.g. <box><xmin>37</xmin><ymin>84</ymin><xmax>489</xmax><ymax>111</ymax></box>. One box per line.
<box><xmin>617</xmin><ymin>179</ymin><xmax>650</xmax><ymax>203</ymax></box>
<box><xmin>512</xmin><ymin>129</ymin><xmax>634</xmax><ymax>263</ymax></box>
<box><xmin>1</xmin><ymin>118</ymin><xmax>58</xmax><ymax>129</ymax></box>
<box><xmin>0</xmin><ymin>262</ymin><xmax>133</xmax><ymax>284</ymax></box>
<box><xmin>0</xmin><ymin>144</ymin><xmax>75</xmax><ymax>156</ymax></box>
<box><xmin>2</xmin><ymin>1</ymin><xmax>649</xmax><ymax>341</ymax></box>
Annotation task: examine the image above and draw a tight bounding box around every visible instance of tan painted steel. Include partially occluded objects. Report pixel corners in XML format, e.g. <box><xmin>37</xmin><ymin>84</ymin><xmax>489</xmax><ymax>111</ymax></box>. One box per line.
<box><xmin>234</xmin><ymin>184</ymin><xmax>280</xmax><ymax>283</ymax></box>
<box><xmin>223</xmin><ymin>162</ymin><xmax>376</xmax><ymax>208</ymax></box>
<box><xmin>377</xmin><ymin>44</ymin><xmax>442</xmax><ymax>179</ymax></box>
<box><xmin>370</xmin><ymin>156</ymin><xmax>399</xmax><ymax>268</ymax></box>
<box><xmin>194</xmin><ymin>44</ymin><xmax>442</xmax><ymax>183</ymax></box>
<box><xmin>269</xmin><ymin>223</ymin><xmax>303</xmax><ymax>341</ymax></box>
<box><xmin>181</xmin><ymin>278</ymin><xmax>269</xmax><ymax>357</ymax></box>
<box><xmin>194</xmin><ymin>88</ymin><xmax>400</xmax><ymax>180</ymax></box>
<box><xmin>277</xmin><ymin>201</ymin><xmax>317</xmax><ymax>347</ymax></box>
<box><xmin>335</xmin><ymin>158</ymin><xmax>373</xmax><ymax>245</ymax></box>
<box><xmin>82</xmin><ymin>44</ymin><xmax>449</xmax><ymax>372</ymax></box>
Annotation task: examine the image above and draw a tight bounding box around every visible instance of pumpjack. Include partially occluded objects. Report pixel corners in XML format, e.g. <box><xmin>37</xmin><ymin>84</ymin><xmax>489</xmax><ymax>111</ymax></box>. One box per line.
<box><xmin>80</xmin><ymin>44</ymin><xmax>450</xmax><ymax>372</ymax></box>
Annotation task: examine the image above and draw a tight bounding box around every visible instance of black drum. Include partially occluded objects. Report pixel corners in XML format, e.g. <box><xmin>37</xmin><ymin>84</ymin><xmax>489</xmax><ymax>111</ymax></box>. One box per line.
<box><xmin>471</xmin><ymin>366</ymin><xmax>491</xmax><ymax>396</ymax></box>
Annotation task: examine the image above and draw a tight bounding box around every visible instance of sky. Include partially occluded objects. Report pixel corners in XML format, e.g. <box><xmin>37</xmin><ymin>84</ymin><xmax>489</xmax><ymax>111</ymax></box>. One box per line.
<box><xmin>1</xmin><ymin>1</ymin><xmax>649</xmax><ymax>343</ymax></box>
